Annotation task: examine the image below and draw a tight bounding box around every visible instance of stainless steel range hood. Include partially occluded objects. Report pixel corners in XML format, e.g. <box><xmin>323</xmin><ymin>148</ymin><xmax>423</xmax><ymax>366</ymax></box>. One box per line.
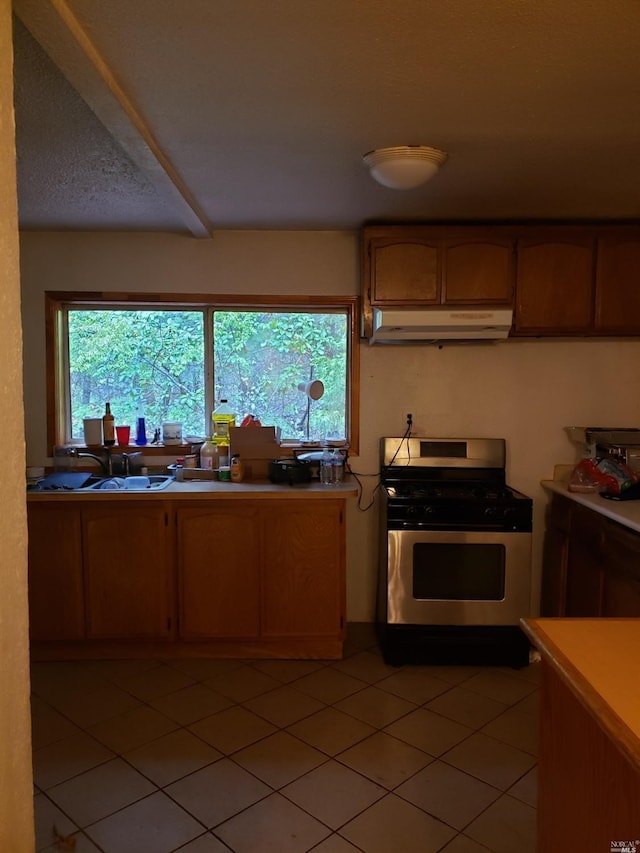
<box><xmin>370</xmin><ymin>307</ymin><xmax>514</xmax><ymax>344</ymax></box>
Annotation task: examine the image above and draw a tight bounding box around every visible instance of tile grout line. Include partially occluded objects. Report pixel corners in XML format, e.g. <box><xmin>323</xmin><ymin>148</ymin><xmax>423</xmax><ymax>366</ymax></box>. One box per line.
<box><xmin>32</xmin><ymin>632</ymin><xmax>538</xmax><ymax>852</ymax></box>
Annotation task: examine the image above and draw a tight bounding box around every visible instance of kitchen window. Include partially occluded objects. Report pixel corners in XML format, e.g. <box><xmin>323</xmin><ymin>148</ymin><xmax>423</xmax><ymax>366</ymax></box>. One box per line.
<box><xmin>46</xmin><ymin>292</ymin><xmax>359</xmax><ymax>453</ymax></box>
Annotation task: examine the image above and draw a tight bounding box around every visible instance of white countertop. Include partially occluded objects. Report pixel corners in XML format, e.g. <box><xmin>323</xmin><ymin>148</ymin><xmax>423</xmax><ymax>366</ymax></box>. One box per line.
<box><xmin>27</xmin><ymin>477</ymin><xmax>359</xmax><ymax>502</ymax></box>
<box><xmin>542</xmin><ymin>479</ymin><xmax>640</xmax><ymax>533</ymax></box>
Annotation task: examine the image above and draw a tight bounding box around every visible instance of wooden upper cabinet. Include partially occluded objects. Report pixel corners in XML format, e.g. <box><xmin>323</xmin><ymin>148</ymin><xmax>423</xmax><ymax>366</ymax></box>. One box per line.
<box><xmin>595</xmin><ymin>235</ymin><xmax>640</xmax><ymax>333</ymax></box>
<box><xmin>442</xmin><ymin>238</ymin><xmax>514</xmax><ymax>304</ymax></box>
<box><xmin>363</xmin><ymin>224</ymin><xmax>640</xmax><ymax>339</ymax></box>
<box><xmin>514</xmin><ymin>234</ymin><xmax>596</xmax><ymax>334</ymax></box>
<box><xmin>369</xmin><ymin>237</ymin><xmax>439</xmax><ymax>304</ymax></box>
<box><xmin>364</xmin><ymin>227</ymin><xmax>514</xmax><ymax>307</ymax></box>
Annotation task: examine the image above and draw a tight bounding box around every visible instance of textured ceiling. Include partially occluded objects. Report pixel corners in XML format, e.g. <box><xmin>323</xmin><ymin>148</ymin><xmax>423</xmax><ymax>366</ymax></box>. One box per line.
<box><xmin>12</xmin><ymin>0</ymin><xmax>640</xmax><ymax>234</ymax></box>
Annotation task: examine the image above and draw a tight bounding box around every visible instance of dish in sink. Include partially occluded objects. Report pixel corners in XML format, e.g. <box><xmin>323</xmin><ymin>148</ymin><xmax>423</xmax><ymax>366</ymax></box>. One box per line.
<box><xmin>88</xmin><ymin>475</ymin><xmax>174</xmax><ymax>491</ymax></box>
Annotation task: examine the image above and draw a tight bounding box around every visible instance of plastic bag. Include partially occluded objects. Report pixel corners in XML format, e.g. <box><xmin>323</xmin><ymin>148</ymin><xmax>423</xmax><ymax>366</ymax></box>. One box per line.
<box><xmin>568</xmin><ymin>457</ymin><xmax>638</xmax><ymax>496</ymax></box>
<box><xmin>240</xmin><ymin>414</ymin><xmax>262</xmax><ymax>427</ymax></box>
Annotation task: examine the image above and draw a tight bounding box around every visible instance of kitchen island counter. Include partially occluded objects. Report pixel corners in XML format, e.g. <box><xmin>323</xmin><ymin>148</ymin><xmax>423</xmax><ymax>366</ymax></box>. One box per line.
<box><xmin>522</xmin><ymin>617</ymin><xmax>640</xmax><ymax>849</ymax></box>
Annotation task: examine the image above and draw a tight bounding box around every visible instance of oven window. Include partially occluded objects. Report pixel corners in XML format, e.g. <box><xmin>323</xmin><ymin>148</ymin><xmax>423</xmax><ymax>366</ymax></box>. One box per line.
<box><xmin>412</xmin><ymin>543</ymin><xmax>505</xmax><ymax>601</ymax></box>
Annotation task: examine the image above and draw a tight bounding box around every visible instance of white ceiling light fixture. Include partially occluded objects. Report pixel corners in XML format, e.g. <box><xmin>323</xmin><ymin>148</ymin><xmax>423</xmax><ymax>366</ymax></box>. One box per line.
<box><xmin>363</xmin><ymin>145</ymin><xmax>448</xmax><ymax>190</ymax></box>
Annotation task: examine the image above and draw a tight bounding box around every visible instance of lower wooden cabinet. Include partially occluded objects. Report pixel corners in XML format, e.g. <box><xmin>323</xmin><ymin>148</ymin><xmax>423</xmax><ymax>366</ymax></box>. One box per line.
<box><xmin>540</xmin><ymin>495</ymin><xmax>571</xmax><ymax>616</ymax></box>
<box><xmin>27</xmin><ymin>503</ymin><xmax>85</xmax><ymax>642</ymax></box>
<box><xmin>82</xmin><ymin>503</ymin><xmax>173</xmax><ymax>640</ymax></box>
<box><xmin>28</xmin><ymin>495</ymin><xmax>347</xmax><ymax>657</ymax></box>
<box><xmin>600</xmin><ymin>518</ymin><xmax>640</xmax><ymax>616</ymax></box>
<box><xmin>261</xmin><ymin>501</ymin><xmax>344</xmax><ymax>638</ymax></box>
<box><xmin>542</xmin><ymin>493</ymin><xmax>640</xmax><ymax>617</ymax></box>
<box><xmin>564</xmin><ymin>503</ymin><xmax>604</xmax><ymax>616</ymax></box>
<box><xmin>176</xmin><ymin>499</ymin><xmax>345</xmax><ymax>644</ymax></box>
<box><xmin>177</xmin><ymin>502</ymin><xmax>261</xmax><ymax>639</ymax></box>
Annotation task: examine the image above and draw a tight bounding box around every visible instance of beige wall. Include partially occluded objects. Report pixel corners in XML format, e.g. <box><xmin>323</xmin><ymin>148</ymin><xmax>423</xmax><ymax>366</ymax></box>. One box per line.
<box><xmin>0</xmin><ymin>3</ymin><xmax>34</xmax><ymax>851</ymax></box>
<box><xmin>19</xmin><ymin>230</ymin><xmax>640</xmax><ymax>622</ymax></box>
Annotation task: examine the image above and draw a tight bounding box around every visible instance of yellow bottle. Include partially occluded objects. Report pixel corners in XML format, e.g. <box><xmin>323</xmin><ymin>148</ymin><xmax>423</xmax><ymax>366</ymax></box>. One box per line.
<box><xmin>212</xmin><ymin>399</ymin><xmax>236</xmax><ymax>447</ymax></box>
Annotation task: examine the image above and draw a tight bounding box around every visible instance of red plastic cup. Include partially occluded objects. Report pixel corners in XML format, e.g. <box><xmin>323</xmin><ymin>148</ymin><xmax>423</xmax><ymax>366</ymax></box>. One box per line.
<box><xmin>115</xmin><ymin>425</ymin><xmax>131</xmax><ymax>446</ymax></box>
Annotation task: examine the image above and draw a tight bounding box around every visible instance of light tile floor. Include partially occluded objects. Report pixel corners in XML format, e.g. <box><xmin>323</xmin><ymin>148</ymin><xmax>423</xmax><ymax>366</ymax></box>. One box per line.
<box><xmin>31</xmin><ymin>624</ymin><xmax>539</xmax><ymax>853</ymax></box>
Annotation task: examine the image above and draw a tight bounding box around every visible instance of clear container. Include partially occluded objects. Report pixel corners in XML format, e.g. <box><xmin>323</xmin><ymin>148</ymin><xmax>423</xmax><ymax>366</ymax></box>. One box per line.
<box><xmin>212</xmin><ymin>399</ymin><xmax>236</xmax><ymax>447</ymax></box>
<box><xmin>331</xmin><ymin>448</ymin><xmax>344</xmax><ymax>483</ymax></box>
<box><xmin>199</xmin><ymin>440</ymin><xmax>218</xmax><ymax>469</ymax></box>
<box><xmin>319</xmin><ymin>446</ymin><xmax>334</xmax><ymax>485</ymax></box>
<box><xmin>174</xmin><ymin>457</ymin><xmax>185</xmax><ymax>482</ymax></box>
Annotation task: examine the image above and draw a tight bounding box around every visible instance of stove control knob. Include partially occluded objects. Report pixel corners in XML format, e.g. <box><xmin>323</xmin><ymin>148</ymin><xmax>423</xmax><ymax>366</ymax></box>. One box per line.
<box><xmin>406</xmin><ymin>505</ymin><xmax>423</xmax><ymax>520</ymax></box>
<box><xmin>484</xmin><ymin>506</ymin><xmax>500</xmax><ymax>519</ymax></box>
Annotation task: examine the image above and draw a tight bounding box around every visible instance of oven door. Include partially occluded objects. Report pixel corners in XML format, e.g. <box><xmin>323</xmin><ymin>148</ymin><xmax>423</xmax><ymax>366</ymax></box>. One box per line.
<box><xmin>386</xmin><ymin>529</ymin><xmax>531</xmax><ymax>626</ymax></box>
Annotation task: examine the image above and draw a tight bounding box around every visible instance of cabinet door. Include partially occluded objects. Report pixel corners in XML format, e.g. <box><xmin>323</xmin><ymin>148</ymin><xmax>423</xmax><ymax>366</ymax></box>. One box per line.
<box><xmin>28</xmin><ymin>503</ymin><xmax>85</xmax><ymax>642</ymax></box>
<box><xmin>601</xmin><ymin>520</ymin><xmax>640</xmax><ymax>617</ymax></box>
<box><xmin>595</xmin><ymin>236</ymin><xmax>640</xmax><ymax>333</ymax></box>
<box><xmin>83</xmin><ymin>502</ymin><xmax>173</xmax><ymax>639</ymax></box>
<box><xmin>177</xmin><ymin>502</ymin><xmax>260</xmax><ymax>639</ymax></box>
<box><xmin>442</xmin><ymin>238</ymin><xmax>514</xmax><ymax>305</ymax></box>
<box><xmin>565</xmin><ymin>504</ymin><xmax>603</xmax><ymax>616</ymax></box>
<box><xmin>368</xmin><ymin>238</ymin><xmax>440</xmax><ymax>304</ymax></box>
<box><xmin>515</xmin><ymin>236</ymin><xmax>595</xmax><ymax>334</ymax></box>
<box><xmin>261</xmin><ymin>501</ymin><xmax>345</xmax><ymax>638</ymax></box>
<box><xmin>540</xmin><ymin>496</ymin><xmax>572</xmax><ymax>616</ymax></box>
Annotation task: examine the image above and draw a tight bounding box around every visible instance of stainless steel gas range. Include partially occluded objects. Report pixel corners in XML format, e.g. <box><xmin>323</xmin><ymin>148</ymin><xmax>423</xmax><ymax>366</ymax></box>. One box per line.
<box><xmin>377</xmin><ymin>436</ymin><xmax>533</xmax><ymax>667</ymax></box>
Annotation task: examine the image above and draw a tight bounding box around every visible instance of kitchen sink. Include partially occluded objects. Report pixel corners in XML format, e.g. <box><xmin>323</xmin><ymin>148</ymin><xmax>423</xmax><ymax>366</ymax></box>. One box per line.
<box><xmin>28</xmin><ymin>473</ymin><xmax>175</xmax><ymax>493</ymax></box>
<box><xmin>84</xmin><ymin>474</ymin><xmax>175</xmax><ymax>492</ymax></box>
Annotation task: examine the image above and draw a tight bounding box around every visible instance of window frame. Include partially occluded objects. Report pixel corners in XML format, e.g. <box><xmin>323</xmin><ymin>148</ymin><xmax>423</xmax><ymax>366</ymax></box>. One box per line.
<box><xmin>45</xmin><ymin>291</ymin><xmax>360</xmax><ymax>455</ymax></box>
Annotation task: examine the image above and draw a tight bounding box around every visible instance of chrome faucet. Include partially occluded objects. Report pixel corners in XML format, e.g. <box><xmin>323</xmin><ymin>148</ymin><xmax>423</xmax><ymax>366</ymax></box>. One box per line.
<box><xmin>67</xmin><ymin>447</ymin><xmax>112</xmax><ymax>476</ymax></box>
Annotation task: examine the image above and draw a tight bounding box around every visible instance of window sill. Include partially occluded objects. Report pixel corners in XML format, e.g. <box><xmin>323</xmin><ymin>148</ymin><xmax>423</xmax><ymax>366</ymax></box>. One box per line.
<box><xmin>68</xmin><ymin>443</ymin><xmax>199</xmax><ymax>456</ymax></box>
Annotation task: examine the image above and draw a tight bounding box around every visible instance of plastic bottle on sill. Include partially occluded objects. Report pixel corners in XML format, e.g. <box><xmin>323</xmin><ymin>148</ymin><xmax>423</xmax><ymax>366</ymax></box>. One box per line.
<box><xmin>331</xmin><ymin>448</ymin><xmax>344</xmax><ymax>483</ymax></box>
<box><xmin>212</xmin><ymin>399</ymin><xmax>236</xmax><ymax>448</ymax></box>
<box><xmin>199</xmin><ymin>440</ymin><xmax>218</xmax><ymax>470</ymax></box>
<box><xmin>320</xmin><ymin>444</ymin><xmax>334</xmax><ymax>485</ymax></box>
